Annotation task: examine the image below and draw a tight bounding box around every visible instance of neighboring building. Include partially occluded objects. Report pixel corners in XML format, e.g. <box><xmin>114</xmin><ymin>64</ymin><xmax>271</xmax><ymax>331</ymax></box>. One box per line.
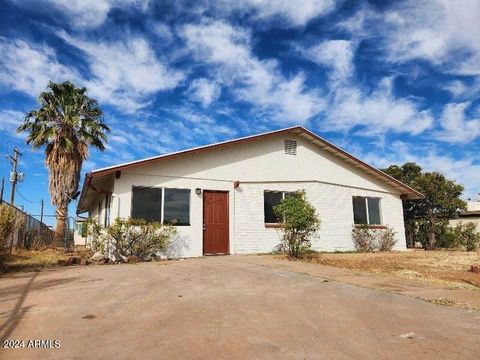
<box><xmin>76</xmin><ymin>126</ymin><xmax>422</xmax><ymax>257</ymax></box>
<box><xmin>449</xmin><ymin>201</ymin><xmax>480</xmax><ymax>231</ymax></box>
<box><xmin>73</xmin><ymin>217</ymin><xmax>87</xmax><ymax>246</ymax></box>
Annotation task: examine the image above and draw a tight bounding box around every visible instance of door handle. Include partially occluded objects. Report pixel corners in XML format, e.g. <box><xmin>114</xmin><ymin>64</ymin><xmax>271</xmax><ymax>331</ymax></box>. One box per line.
<box><xmin>203</xmin><ymin>221</ymin><xmax>206</xmax><ymax>231</ymax></box>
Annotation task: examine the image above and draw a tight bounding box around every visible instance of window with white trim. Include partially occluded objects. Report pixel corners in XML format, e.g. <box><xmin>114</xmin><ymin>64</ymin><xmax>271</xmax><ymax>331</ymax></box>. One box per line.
<box><xmin>264</xmin><ymin>190</ymin><xmax>296</xmax><ymax>223</ymax></box>
<box><xmin>352</xmin><ymin>196</ymin><xmax>382</xmax><ymax>225</ymax></box>
<box><xmin>131</xmin><ymin>186</ymin><xmax>190</xmax><ymax>225</ymax></box>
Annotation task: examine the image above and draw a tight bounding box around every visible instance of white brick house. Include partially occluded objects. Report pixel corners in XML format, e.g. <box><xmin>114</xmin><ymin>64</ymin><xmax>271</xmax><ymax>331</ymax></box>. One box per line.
<box><xmin>77</xmin><ymin>126</ymin><xmax>422</xmax><ymax>257</ymax></box>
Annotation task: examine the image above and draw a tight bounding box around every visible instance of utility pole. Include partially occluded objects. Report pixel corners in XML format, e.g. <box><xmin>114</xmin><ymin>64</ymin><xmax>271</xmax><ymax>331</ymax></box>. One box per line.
<box><xmin>0</xmin><ymin>176</ymin><xmax>4</xmax><ymax>203</ymax></box>
<box><xmin>40</xmin><ymin>199</ymin><xmax>44</xmax><ymax>224</ymax></box>
<box><xmin>8</xmin><ymin>147</ymin><xmax>22</xmax><ymax>205</ymax></box>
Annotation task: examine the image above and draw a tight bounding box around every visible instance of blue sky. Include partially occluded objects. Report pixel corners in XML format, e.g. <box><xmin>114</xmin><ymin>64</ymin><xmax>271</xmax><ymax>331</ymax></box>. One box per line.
<box><xmin>1</xmin><ymin>0</ymin><xmax>479</xmax><ymax>225</ymax></box>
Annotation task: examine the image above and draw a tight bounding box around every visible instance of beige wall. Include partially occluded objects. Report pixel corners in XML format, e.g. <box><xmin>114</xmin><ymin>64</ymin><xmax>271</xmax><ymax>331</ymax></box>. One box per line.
<box><xmin>467</xmin><ymin>201</ymin><xmax>480</xmax><ymax>211</ymax></box>
<box><xmin>449</xmin><ymin>218</ymin><xmax>480</xmax><ymax>232</ymax></box>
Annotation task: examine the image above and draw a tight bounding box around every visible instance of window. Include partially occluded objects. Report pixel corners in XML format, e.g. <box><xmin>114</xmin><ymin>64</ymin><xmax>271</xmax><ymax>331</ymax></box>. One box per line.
<box><xmin>164</xmin><ymin>189</ymin><xmax>191</xmax><ymax>225</ymax></box>
<box><xmin>131</xmin><ymin>186</ymin><xmax>162</xmax><ymax>222</ymax></box>
<box><xmin>131</xmin><ymin>186</ymin><xmax>190</xmax><ymax>225</ymax></box>
<box><xmin>352</xmin><ymin>196</ymin><xmax>381</xmax><ymax>225</ymax></box>
<box><xmin>264</xmin><ymin>191</ymin><xmax>297</xmax><ymax>223</ymax></box>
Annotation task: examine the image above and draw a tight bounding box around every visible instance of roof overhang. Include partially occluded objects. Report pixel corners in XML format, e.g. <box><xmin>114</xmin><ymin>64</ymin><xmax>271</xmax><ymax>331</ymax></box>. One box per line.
<box><xmin>458</xmin><ymin>211</ymin><xmax>480</xmax><ymax>218</ymax></box>
<box><xmin>77</xmin><ymin>173</ymin><xmax>113</xmax><ymax>213</ymax></box>
<box><xmin>77</xmin><ymin>126</ymin><xmax>423</xmax><ymax>212</ymax></box>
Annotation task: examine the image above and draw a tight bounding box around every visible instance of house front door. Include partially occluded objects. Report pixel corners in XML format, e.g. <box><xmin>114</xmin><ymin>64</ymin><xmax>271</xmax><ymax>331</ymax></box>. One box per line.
<box><xmin>203</xmin><ymin>191</ymin><xmax>229</xmax><ymax>255</ymax></box>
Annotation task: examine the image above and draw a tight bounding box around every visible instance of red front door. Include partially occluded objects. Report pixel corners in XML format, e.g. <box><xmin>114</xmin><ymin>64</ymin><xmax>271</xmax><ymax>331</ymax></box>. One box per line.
<box><xmin>203</xmin><ymin>191</ymin><xmax>229</xmax><ymax>255</ymax></box>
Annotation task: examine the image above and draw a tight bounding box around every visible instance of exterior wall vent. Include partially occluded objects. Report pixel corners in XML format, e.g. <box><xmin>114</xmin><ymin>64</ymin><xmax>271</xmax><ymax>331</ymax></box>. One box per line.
<box><xmin>284</xmin><ymin>139</ymin><xmax>297</xmax><ymax>155</ymax></box>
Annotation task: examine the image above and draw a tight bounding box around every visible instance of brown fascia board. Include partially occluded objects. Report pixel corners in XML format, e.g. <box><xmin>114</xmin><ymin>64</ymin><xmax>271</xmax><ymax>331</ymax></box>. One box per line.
<box><xmin>77</xmin><ymin>126</ymin><xmax>423</xmax><ymax>212</ymax></box>
<box><xmin>459</xmin><ymin>211</ymin><xmax>480</xmax><ymax>217</ymax></box>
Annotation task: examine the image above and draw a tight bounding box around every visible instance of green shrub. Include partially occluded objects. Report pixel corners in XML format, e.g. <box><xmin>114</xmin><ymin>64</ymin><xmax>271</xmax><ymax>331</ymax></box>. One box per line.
<box><xmin>85</xmin><ymin>217</ymin><xmax>105</xmax><ymax>254</ymax></box>
<box><xmin>80</xmin><ymin>221</ymin><xmax>88</xmax><ymax>237</ymax></box>
<box><xmin>105</xmin><ymin>218</ymin><xmax>176</xmax><ymax>258</ymax></box>
<box><xmin>435</xmin><ymin>223</ymin><xmax>459</xmax><ymax>248</ymax></box>
<box><xmin>416</xmin><ymin>219</ymin><xmax>454</xmax><ymax>250</ymax></box>
<box><xmin>273</xmin><ymin>190</ymin><xmax>320</xmax><ymax>258</ymax></box>
<box><xmin>451</xmin><ymin>222</ymin><xmax>480</xmax><ymax>252</ymax></box>
<box><xmin>86</xmin><ymin>217</ymin><xmax>177</xmax><ymax>260</ymax></box>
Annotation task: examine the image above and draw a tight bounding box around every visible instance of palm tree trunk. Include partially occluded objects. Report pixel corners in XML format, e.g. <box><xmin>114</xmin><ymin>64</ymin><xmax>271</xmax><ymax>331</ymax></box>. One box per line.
<box><xmin>54</xmin><ymin>205</ymin><xmax>67</xmax><ymax>247</ymax></box>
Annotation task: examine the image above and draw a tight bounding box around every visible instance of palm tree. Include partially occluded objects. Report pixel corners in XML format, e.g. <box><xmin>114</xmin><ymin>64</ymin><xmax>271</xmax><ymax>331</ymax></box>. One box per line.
<box><xmin>17</xmin><ymin>81</ymin><xmax>109</xmax><ymax>246</ymax></box>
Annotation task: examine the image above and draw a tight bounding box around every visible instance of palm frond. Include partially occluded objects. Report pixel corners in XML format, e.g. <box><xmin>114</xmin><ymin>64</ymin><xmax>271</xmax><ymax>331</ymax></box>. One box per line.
<box><xmin>17</xmin><ymin>80</ymin><xmax>110</xmax><ymax>209</ymax></box>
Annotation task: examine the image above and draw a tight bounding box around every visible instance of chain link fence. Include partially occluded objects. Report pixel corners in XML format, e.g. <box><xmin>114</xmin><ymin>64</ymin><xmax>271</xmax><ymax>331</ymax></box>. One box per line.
<box><xmin>0</xmin><ymin>200</ymin><xmax>55</xmax><ymax>249</ymax></box>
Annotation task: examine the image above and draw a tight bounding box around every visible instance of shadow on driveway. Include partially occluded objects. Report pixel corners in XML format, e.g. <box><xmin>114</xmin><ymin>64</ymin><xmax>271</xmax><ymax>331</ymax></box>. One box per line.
<box><xmin>0</xmin><ymin>273</ymin><xmax>79</xmax><ymax>340</ymax></box>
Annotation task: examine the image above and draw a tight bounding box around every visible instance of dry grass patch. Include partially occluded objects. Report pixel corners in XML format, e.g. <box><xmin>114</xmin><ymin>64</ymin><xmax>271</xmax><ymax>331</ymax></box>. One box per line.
<box><xmin>299</xmin><ymin>250</ymin><xmax>480</xmax><ymax>289</ymax></box>
<box><xmin>1</xmin><ymin>248</ymin><xmax>92</xmax><ymax>274</ymax></box>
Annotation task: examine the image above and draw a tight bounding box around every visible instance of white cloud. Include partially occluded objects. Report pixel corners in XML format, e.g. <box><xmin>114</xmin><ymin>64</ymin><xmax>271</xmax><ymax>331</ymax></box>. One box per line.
<box><xmin>442</xmin><ymin>80</ymin><xmax>469</xmax><ymax>97</ymax></box>
<box><xmin>295</xmin><ymin>38</ymin><xmax>433</xmax><ymax>136</ymax></box>
<box><xmin>180</xmin><ymin>21</ymin><xmax>324</xmax><ymax>123</ymax></box>
<box><xmin>300</xmin><ymin>39</ymin><xmax>355</xmax><ymax>81</ymax></box>
<box><xmin>187</xmin><ymin>78</ymin><xmax>221</xmax><ymax>107</ymax></box>
<box><xmin>0</xmin><ymin>109</ymin><xmax>24</xmax><ymax>137</ymax></box>
<box><xmin>358</xmin><ymin>141</ymin><xmax>480</xmax><ymax>199</ymax></box>
<box><xmin>240</xmin><ymin>0</ymin><xmax>337</xmax><ymax>26</ymax></box>
<box><xmin>323</xmin><ymin>77</ymin><xmax>433</xmax><ymax>135</ymax></box>
<box><xmin>0</xmin><ymin>33</ymin><xmax>184</xmax><ymax>113</ymax></box>
<box><xmin>97</xmin><ymin>108</ymin><xmax>238</xmax><ymax>169</ymax></box>
<box><xmin>151</xmin><ymin>22</ymin><xmax>173</xmax><ymax>43</ymax></box>
<box><xmin>20</xmin><ymin>0</ymin><xmax>151</xmax><ymax>29</ymax></box>
<box><xmin>0</xmin><ymin>37</ymin><xmax>78</xmax><ymax>97</ymax></box>
<box><xmin>436</xmin><ymin>102</ymin><xmax>480</xmax><ymax>143</ymax></box>
<box><xmin>59</xmin><ymin>31</ymin><xmax>185</xmax><ymax>113</ymax></box>
<box><xmin>367</xmin><ymin>0</ymin><xmax>480</xmax><ymax>76</ymax></box>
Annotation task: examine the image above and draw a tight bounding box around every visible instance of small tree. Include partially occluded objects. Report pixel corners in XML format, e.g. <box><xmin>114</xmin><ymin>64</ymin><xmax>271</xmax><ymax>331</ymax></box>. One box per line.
<box><xmin>273</xmin><ymin>190</ymin><xmax>320</xmax><ymax>258</ymax></box>
<box><xmin>451</xmin><ymin>222</ymin><xmax>480</xmax><ymax>252</ymax></box>
<box><xmin>382</xmin><ymin>163</ymin><xmax>466</xmax><ymax>250</ymax></box>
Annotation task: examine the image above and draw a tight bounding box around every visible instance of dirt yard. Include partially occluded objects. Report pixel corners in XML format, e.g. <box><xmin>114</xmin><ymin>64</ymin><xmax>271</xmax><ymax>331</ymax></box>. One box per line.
<box><xmin>297</xmin><ymin>250</ymin><xmax>480</xmax><ymax>289</ymax></box>
<box><xmin>1</xmin><ymin>248</ymin><xmax>92</xmax><ymax>273</ymax></box>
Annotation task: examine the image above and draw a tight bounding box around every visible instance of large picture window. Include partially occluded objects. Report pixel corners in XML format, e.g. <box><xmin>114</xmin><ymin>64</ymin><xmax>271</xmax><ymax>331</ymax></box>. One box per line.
<box><xmin>131</xmin><ymin>186</ymin><xmax>162</xmax><ymax>222</ymax></box>
<box><xmin>164</xmin><ymin>188</ymin><xmax>191</xmax><ymax>225</ymax></box>
<box><xmin>352</xmin><ymin>196</ymin><xmax>382</xmax><ymax>225</ymax></box>
<box><xmin>264</xmin><ymin>190</ymin><xmax>297</xmax><ymax>223</ymax></box>
<box><xmin>131</xmin><ymin>186</ymin><xmax>190</xmax><ymax>225</ymax></box>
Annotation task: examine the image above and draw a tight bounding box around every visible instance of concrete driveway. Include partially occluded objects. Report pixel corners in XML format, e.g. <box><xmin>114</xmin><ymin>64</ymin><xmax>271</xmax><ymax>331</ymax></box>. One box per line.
<box><xmin>0</xmin><ymin>256</ymin><xmax>479</xmax><ymax>360</ymax></box>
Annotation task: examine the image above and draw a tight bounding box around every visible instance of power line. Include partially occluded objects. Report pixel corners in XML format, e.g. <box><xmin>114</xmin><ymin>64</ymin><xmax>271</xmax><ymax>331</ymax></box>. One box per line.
<box><xmin>15</xmin><ymin>188</ymin><xmax>34</xmax><ymax>203</ymax></box>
